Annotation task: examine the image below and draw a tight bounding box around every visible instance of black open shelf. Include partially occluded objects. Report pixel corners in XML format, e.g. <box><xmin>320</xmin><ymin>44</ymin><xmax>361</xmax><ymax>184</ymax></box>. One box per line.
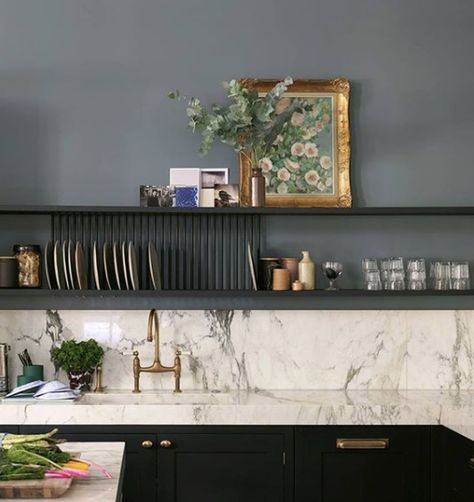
<box><xmin>2</xmin><ymin>205</ymin><xmax>474</xmax><ymax>216</ymax></box>
<box><xmin>1</xmin><ymin>289</ymin><xmax>474</xmax><ymax>310</ymax></box>
<box><xmin>2</xmin><ymin>204</ymin><xmax>474</xmax><ymax>309</ymax></box>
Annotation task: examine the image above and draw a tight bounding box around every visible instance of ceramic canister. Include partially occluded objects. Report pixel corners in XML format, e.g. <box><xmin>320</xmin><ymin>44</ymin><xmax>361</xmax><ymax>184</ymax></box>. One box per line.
<box><xmin>0</xmin><ymin>257</ymin><xmax>18</xmax><ymax>288</ymax></box>
<box><xmin>281</xmin><ymin>257</ymin><xmax>299</xmax><ymax>283</ymax></box>
<box><xmin>272</xmin><ymin>268</ymin><xmax>291</xmax><ymax>291</ymax></box>
<box><xmin>298</xmin><ymin>251</ymin><xmax>315</xmax><ymax>290</ymax></box>
<box><xmin>258</xmin><ymin>258</ymin><xmax>280</xmax><ymax>290</ymax></box>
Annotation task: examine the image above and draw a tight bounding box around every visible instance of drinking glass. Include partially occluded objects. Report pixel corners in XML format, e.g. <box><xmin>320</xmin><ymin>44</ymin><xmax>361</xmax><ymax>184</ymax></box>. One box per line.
<box><xmin>363</xmin><ymin>269</ymin><xmax>382</xmax><ymax>290</ymax></box>
<box><xmin>407</xmin><ymin>258</ymin><xmax>426</xmax><ymax>273</ymax></box>
<box><xmin>451</xmin><ymin>261</ymin><xmax>470</xmax><ymax>290</ymax></box>
<box><xmin>385</xmin><ymin>269</ymin><xmax>405</xmax><ymax>290</ymax></box>
<box><xmin>321</xmin><ymin>261</ymin><xmax>343</xmax><ymax>290</ymax></box>
<box><xmin>408</xmin><ymin>270</ymin><xmax>426</xmax><ymax>290</ymax></box>
<box><xmin>430</xmin><ymin>261</ymin><xmax>451</xmax><ymax>290</ymax></box>
<box><xmin>362</xmin><ymin>258</ymin><xmax>378</xmax><ymax>271</ymax></box>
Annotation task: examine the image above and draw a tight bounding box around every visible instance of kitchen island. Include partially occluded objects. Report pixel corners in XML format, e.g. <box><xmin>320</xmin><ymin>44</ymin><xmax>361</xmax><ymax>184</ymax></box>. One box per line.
<box><xmin>0</xmin><ymin>442</ymin><xmax>125</xmax><ymax>502</ymax></box>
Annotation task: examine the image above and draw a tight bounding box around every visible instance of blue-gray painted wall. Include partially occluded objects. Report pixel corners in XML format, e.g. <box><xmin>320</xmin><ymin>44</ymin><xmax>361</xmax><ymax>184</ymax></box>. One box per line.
<box><xmin>1</xmin><ymin>0</ymin><xmax>473</xmax><ymax>206</ymax></box>
<box><xmin>0</xmin><ymin>1</ymin><xmax>473</xmax><ymax>288</ymax></box>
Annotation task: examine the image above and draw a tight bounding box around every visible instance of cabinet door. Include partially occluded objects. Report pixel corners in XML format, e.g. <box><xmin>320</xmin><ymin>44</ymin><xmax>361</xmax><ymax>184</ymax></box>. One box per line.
<box><xmin>156</xmin><ymin>432</ymin><xmax>287</xmax><ymax>502</ymax></box>
<box><xmin>20</xmin><ymin>426</ymin><xmax>156</xmax><ymax>502</ymax></box>
<box><xmin>295</xmin><ymin>426</ymin><xmax>430</xmax><ymax>502</ymax></box>
<box><xmin>438</xmin><ymin>427</ymin><xmax>474</xmax><ymax>502</ymax></box>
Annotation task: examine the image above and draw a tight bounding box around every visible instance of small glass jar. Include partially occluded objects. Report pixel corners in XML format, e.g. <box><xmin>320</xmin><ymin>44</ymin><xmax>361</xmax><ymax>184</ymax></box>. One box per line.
<box><xmin>13</xmin><ymin>245</ymin><xmax>41</xmax><ymax>288</ymax></box>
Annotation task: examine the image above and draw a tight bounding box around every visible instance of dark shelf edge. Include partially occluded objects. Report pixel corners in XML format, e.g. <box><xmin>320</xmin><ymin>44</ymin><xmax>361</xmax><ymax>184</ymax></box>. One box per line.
<box><xmin>2</xmin><ymin>205</ymin><xmax>474</xmax><ymax>216</ymax></box>
<box><xmin>0</xmin><ymin>289</ymin><xmax>473</xmax><ymax>310</ymax></box>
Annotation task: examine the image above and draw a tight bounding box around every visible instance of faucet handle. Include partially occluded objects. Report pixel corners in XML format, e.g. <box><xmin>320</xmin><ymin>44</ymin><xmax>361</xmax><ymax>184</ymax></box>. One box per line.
<box><xmin>176</xmin><ymin>350</ymin><xmax>191</xmax><ymax>356</ymax></box>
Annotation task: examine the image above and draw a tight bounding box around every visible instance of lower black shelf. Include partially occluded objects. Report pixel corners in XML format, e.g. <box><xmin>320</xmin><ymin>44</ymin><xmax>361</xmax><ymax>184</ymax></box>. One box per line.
<box><xmin>1</xmin><ymin>289</ymin><xmax>473</xmax><ymax>310</ymax></box>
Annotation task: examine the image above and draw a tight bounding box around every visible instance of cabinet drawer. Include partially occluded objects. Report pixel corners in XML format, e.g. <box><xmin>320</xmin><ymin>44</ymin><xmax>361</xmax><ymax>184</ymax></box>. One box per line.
<box><xmin>295</xmin><ymin>426</ymin><xmax>430</xmax><ymax>502</ymax></box>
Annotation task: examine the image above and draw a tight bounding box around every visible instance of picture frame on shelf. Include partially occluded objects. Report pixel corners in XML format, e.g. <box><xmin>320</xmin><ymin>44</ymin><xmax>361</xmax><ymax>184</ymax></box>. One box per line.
<box><xmin>200</xmin><ymin>168</ymin><xmax>229</xmax><ymax>207</ymax></box>
<box><xmin>239</xmin><ymin>79</ymin><xmax>351</xmax><ymax>208</ymax></box>
<box><xmin>140</xmin><ymin>185</ymin><xmax>176</xmax><ymax>207</ymax></box>
<box><xmin>214</xmin><ymin>184</ymin><xmax>240</xmax><ymax>207</ymax></box>
<box><xmin>170</xmin><ymin>168</ymin><xmax>201</xmax><ymax>202</ymax></box>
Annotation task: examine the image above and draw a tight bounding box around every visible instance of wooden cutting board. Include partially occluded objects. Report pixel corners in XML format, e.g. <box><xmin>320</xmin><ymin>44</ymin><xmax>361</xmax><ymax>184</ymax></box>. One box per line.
<box><xmin>0</xmin><ymin>477</ymin><xmax>72</xmax><ymax>498</ymax></box>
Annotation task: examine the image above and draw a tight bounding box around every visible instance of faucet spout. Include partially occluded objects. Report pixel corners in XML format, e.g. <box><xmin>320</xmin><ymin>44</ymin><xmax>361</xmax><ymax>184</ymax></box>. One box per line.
<box><xmin>132</xmin><ymin>309</ymin><xmax>182</xmax><ymax>393</ymax></box>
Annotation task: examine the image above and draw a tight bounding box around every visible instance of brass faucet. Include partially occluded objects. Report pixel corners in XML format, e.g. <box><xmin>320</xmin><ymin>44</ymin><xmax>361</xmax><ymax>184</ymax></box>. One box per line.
<box><xmin>132</xmin><ymin>309</ymin><xmax>182</xmax><ymax>393</ymax></box>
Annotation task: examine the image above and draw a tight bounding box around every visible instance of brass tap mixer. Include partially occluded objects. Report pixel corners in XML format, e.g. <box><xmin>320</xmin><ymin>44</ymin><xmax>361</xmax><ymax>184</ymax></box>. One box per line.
<box><xmin>132</xmin><ymin>309</ymin><xmax>182</xmax><ymax>393</ymax></box>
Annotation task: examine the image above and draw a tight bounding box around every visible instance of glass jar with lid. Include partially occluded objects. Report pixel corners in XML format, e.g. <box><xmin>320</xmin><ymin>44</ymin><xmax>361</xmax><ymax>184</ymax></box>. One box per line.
<box><xmin>13</xmin><ymin>245</ymin><xmax>41</xmax><ymax>288</ymax></box>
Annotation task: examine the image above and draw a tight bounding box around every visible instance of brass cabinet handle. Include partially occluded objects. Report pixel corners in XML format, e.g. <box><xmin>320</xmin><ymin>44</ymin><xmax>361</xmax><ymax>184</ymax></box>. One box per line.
<box><xmin>336</xmin><ymin>438</ymin><xmax>389</xmax><ymax>450</ymax></box>
<box><xmin>469</xmin><ymin>457</ymin><xmax>474</xmax><ymax>470</ymax></box>
<box><xmin>160</xmin><ymin>439</ymin><xmax>173</xmax><ymax>449</ymax></box>
<box><xmin>141</xmin><ymin>440</ymin><xmax>154</xmax><ymax>449</ymax></box>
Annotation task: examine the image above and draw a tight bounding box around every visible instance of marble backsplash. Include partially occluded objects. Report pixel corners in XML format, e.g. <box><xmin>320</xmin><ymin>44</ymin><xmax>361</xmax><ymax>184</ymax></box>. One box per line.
<box><xmin>0</xmin><ymin>310</ymin><xmax>473</xmax><ymax>392</ymax></box>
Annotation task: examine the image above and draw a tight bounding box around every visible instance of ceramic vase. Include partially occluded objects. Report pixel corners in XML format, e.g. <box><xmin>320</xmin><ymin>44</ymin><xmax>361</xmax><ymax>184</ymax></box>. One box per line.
<box><xmin>68</xmin><ymin>370</ymin><xmax>93</xmax><ymax>391</ymax></box>
<box><xmin>298</xmin><ymin>251</ymin><xmax>315</xmax><ymax>290</ymax></box>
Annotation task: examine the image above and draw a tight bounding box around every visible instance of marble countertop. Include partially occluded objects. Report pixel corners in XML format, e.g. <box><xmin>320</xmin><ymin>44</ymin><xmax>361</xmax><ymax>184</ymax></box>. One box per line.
<box><xmin>1</xmin><ymin>390</ymin><xmax>473</xmax><ymax>441</ymax></box>
<box><xmin>1</xmin><ymin>442</ymin><xmax>124</xmax><ymax>502</ymax></box>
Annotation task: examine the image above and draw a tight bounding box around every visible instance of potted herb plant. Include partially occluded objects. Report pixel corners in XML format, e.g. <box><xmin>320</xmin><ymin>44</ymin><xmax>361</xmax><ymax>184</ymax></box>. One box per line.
<box><xmin>169</xmin><ymin>77</ymin><xmax>310</xmax><ymax>206</ymax></box>
<box><xmin>51</xmin><ymin>339</ymin><xmax>104</xmax><ymax>391</ymax></box>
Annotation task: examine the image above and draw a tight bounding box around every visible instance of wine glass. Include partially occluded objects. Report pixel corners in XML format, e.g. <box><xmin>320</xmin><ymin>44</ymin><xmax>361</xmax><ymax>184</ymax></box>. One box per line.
<box><xmin>321</xmin><ymin>261</ymin><xmax>343</xmax><ymax>291</ymax></box>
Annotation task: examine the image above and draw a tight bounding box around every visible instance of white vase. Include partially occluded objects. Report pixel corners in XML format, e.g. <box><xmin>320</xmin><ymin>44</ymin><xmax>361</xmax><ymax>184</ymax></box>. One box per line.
<box><xmin>298</xmin><ymin>251</ymin><xmax>315</xmax><ymax>290</ymax></box>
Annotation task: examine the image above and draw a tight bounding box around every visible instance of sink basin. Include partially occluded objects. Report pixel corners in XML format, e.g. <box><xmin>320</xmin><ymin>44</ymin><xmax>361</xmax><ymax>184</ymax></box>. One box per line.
<box><xmin>79</xmin><ymin>391</ymin><xmax>235</xmax><ymax>406</ymax></box>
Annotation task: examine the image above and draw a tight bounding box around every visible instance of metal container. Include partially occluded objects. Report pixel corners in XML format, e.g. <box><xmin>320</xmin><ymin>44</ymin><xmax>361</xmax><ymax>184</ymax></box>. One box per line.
<box><xmin>0</xmin><ymin>343</ymin><xmax>11</xmax><ymax>395</ymax></box>
<box><xmin>0</xmin><ymin>257</ymin><xmax>18</xmax><ymax>288</ymax></box>
<box><xmin>250</xmin><ymin>166</ymin><xmax>265</xmax><ymax>208</ymax></box>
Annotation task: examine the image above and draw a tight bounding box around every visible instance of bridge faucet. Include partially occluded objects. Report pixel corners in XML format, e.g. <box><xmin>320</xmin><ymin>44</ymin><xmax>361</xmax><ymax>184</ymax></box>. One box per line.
<box><xmin>132</xmin><ymin>309</ymin><xmax>182</xmax><ymax>393</ymax></box>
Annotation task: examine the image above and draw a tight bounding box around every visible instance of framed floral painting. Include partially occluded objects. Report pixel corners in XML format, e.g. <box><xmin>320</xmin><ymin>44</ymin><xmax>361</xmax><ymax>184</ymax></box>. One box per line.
<box><xmin>239</xmin><ymin>79</ymin><xmax>352</xmax><ymax>207</ymax></box>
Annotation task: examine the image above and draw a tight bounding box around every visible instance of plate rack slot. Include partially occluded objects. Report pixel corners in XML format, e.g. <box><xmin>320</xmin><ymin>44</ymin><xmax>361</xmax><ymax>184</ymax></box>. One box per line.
<box><xmin>50</xmin><ymin>211</ymin><xmax>262</xmax><ymax>291</ymax></box>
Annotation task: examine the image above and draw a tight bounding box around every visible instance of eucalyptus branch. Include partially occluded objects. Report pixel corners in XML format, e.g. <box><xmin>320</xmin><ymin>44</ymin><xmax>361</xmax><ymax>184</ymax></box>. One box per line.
<box><xmin>169</xmin><ymin>77</ymin><xmax>295</xmax><ymax>163</ymax></box>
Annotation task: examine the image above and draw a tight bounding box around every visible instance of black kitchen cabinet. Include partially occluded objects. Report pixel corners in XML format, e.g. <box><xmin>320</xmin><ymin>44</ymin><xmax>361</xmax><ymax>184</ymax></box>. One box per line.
<box><xmin>19</xmin><ymin>425</ymin><xmax>292</xmax><ymax>502</ymax></box>
<box><xmin>295</xmin><ymin>426</ymin><xmax>430</xmax><ymax>502</ymax></box>
<box><xmin>15</xmin><ymin>424</ymin><xmax>474</xmax><ymax>501</ymax></box>
<box><xmin>432</xmin><ymin>426</ymin><xmax>474</xmax><ymax>502</ymax></box>
<box><xmin>155</xmin><ymin>429</ymin><xmax>291</xmax><ymax>502</ymax></box>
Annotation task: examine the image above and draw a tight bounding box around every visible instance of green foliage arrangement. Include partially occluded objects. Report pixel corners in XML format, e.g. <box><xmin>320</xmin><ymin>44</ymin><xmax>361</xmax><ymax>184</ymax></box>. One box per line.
<box><xmin>51</xmin><ymin>339</ymin><xmax>104</xmax><ymax>373</ymax></box>
<box><xmin>168</xmin><ymin>77</ymin><xmax>310</xmax><ymax>168</ymax></box>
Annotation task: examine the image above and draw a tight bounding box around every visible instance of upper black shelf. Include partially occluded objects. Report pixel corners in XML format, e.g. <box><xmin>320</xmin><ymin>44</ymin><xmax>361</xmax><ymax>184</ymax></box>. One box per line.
<box><xmin>0</xmin><ymin>289</ymin><xmax>474</xmax><ymax>310</ymax></box>
<box><xmin>1</xmin><ymin>205</ymin><xmax>474</xmax><ymax>216</ymax></box>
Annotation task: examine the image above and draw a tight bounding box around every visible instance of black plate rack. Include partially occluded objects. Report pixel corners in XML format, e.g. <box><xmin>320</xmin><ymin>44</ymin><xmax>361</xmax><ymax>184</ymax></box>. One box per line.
<box><xmin>50</xmin><ymin>209</ymin><xmax>262</xmax><ymax>291</ymax></box>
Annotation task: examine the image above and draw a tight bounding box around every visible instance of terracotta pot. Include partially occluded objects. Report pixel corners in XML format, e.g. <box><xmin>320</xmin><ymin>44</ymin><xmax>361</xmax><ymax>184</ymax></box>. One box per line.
<box><xmin>67</xmin><ymin>370</ymin><xmax>93</xmax><ymax>391</ymax></box>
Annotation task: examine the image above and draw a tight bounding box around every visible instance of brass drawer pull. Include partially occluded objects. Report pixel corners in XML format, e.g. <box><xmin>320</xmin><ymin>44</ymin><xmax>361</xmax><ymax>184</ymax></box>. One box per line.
<box><xmin>141</xmin><ymin>440</ymin><xmax>154</xmax><ymax>449</ymax></box>
<box><xmin>160</xmin><ymin>439</ymin><xmax>173</xmax><ymax>449</ymax></box>
<box><xmin>336</xmin><ymin>438</ymin><xmax>389</xmax><ymax>450</ymax></box>
<box><xmin>469</xmin><ymin>457</ymin><xmax>474</xmax><ymax>470</ymax></box>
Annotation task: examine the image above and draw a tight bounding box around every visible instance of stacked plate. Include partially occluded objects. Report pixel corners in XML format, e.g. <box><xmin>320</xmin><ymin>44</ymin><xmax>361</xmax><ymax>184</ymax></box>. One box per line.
<box><xmin>45</xmin><ymin>240</ymin><xmax>162</xmax><ymax>291</ymax></box>
<box><xmin>44</xmin><ymin>240</ymin><xmax>87</xmax><ymax>290</ymax></box>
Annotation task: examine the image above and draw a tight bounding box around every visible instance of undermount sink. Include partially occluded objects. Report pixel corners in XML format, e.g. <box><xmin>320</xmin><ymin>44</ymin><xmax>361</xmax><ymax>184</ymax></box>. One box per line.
<box><xmin>79</xmin><ymin>391</ymin><xmax>235</xmax><ymax>405</ymax></box>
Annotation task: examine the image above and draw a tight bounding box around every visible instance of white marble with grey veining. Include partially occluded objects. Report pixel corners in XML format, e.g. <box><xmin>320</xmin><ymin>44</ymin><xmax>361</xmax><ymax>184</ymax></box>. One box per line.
<box><xmin>0</xmin><ymin>441</ymin><xmax>124</xmax><ymax>502</ymax></box>
<box><xmin>1</xmin><ymin>309</ymin><xmax>473</xmax><ymax>392</ymax></box>
<box><xmin>0</xmin><ymin>390</ymin><xmax>473</xmax><ymax>441</ymax></box>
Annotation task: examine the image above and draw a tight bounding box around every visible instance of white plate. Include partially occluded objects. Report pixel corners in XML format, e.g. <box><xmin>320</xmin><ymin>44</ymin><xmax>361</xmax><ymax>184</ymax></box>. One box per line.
<box><xmin>148</xmin><ymin>241</ymin><xmax>161</xmax><ymax>290</ymax></box>
<box><xmin>75</xmin><ymin>241</ymin><xmax>87</xmax><ymax>290</ymax></box>
<box><xmin>247</xmin><ymin>242</ymin><xmax>258</xmax><ymax>291</ymax></box>
<box><xmin>67</xmin><ymin>240</ymin><xmax>76</xmax><ymax>289</ymax></box>
<box><xmin>61</xmin><ymin>241</ymin><xmax>71</xmax><ymax>289</ymax></box>
<box><xmin>44</xmin><ymin>241</ymin><xmax>55</xmax><ymax>289</ymax></box>
<box><xmin>112</xmin><ymin>242</ymin><xmax>122</xmax><ymax>290</ymax></box>
<box><xmin>92</xmin><ymin>241</ymin><xmax>101</xmax><ymax>290</ymax></box>
<box><xmin>53</xmin><ymin>241</ymin><xmax>66</xmax><ymax>290</ymax></box>
<box><xmin>121</xmin><ymin>241</ymin><xmax>130</xmax><ymax>291</ymax></box>
<box><xmin>103</xmin><ymin>242</ymin><xmax>114</xmax><ymax>290</ymax></box>
<box><xmin>128</xmin><ymin>241</ymin><xmax>139</xmax><ymax>291</ymax></box>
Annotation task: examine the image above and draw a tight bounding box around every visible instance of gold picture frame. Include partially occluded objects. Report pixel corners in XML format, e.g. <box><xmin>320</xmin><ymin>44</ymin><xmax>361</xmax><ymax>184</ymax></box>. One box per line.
<box><xmin>239</xmin><ymin>78</ymin><xmax>351</xmax><ymax>207</ymax></box>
